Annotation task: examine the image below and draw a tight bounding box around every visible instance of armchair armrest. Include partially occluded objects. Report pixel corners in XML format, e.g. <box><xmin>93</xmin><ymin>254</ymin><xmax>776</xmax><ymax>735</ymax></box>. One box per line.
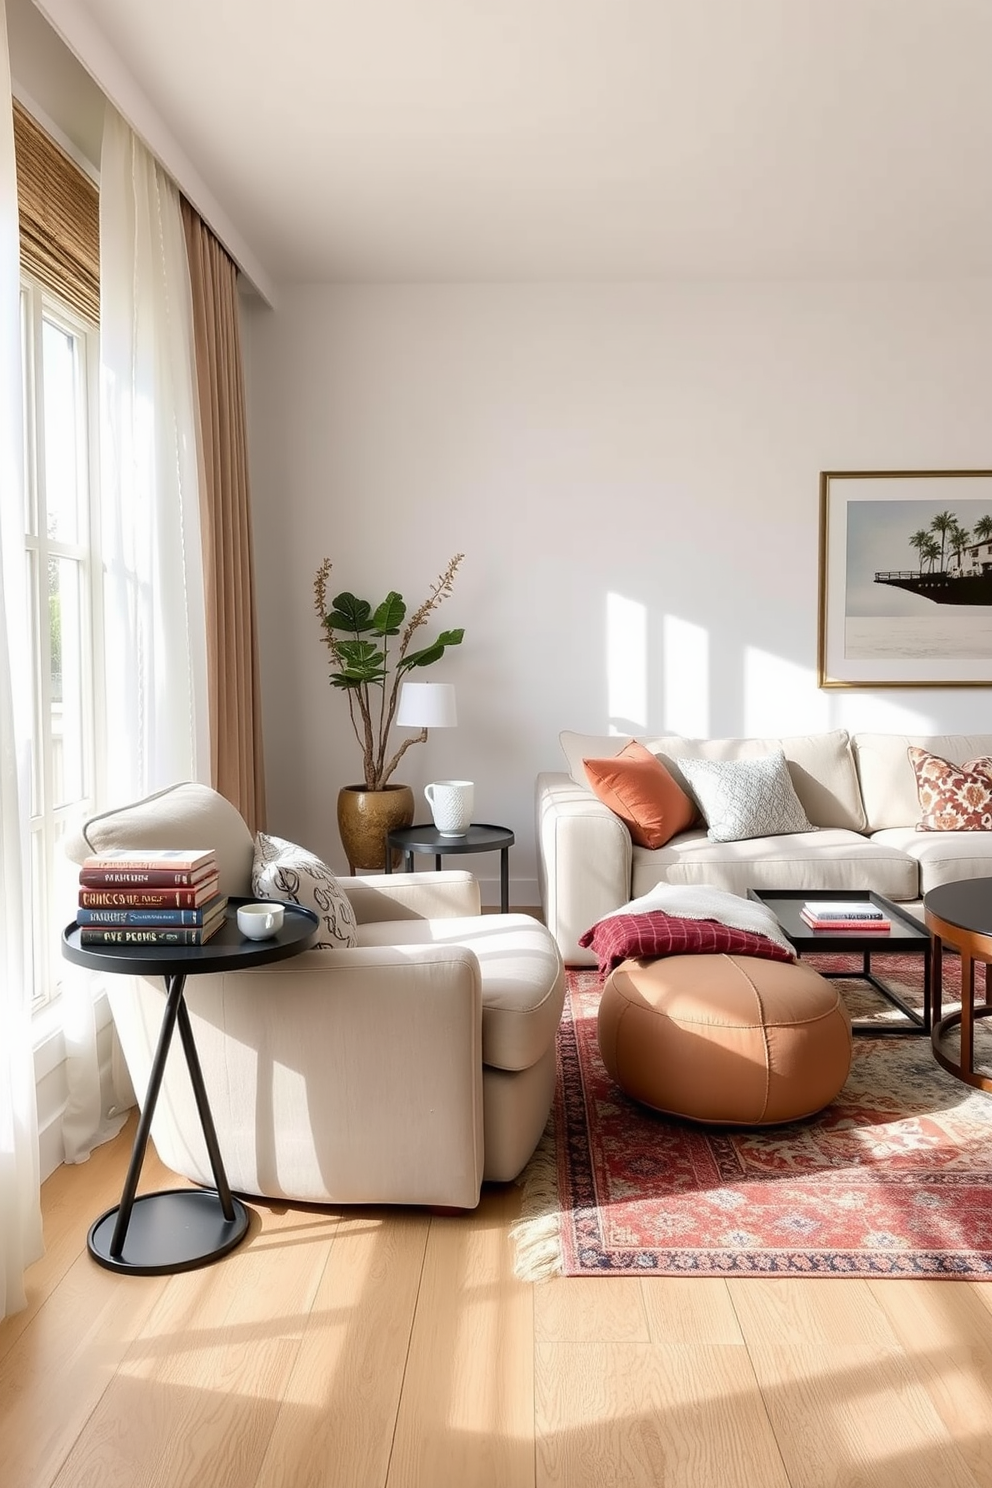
<box><xmin>535</xmin><ymin>771</ymin><xmax>632</xmax><ymax>965</ymax></box>
<box><xmin>338</xmin><ymin>869</ymin><xmax>482</xmax><ymax>923</ymax></box>
<box><xmin>115</xmin><ymin>942</ymin><xmax>486</xmax><ymax>1208</ymax></box>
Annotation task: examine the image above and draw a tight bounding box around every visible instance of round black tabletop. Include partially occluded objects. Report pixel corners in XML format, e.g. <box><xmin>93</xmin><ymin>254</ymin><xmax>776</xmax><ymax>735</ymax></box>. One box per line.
<box><xmin>386</xmin><ymin>822</ymin><xmax>514</xmax><ymax>854</ymax></box>
<box><xmin>62</xmin><ymin>897</ymin><xmax>319</xmax><ymax>976</ymax></box>
<box><xmin>924</xmin><ymin>878</ymin><xmax>992</xmax><ymax>939</ymax></box>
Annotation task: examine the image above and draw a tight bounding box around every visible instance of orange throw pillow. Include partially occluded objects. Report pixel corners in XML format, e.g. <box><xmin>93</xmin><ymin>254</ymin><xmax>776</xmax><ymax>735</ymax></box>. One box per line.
<box><xmin>582</xmin><ymin>741</ymin><xmax>697</xmax><ymax>849</ymax></box>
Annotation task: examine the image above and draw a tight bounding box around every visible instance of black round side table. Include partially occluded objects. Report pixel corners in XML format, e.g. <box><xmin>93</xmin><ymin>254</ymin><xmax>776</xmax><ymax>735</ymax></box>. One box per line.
<box><xmin>384</xmin><ymin>822</ymin><xmax>515</xmax><ymax>913</ymax></box>
<box><xmin>62</xmin><ymin>898</ymin><xmax>318</xmax><ymax>1275</ymax></box>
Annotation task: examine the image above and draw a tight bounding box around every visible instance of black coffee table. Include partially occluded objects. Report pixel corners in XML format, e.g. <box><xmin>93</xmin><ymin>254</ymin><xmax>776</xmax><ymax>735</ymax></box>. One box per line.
<box><xmin>747</xmin><ymin>889</ymin><xmax>932</xmax><ymax>1037</ymax></box>
<box><xmin>384</xmin><ymin>822</ymin><xmax>514</xmax><ymax>913</ymax></box>
<box><xmin>62</xmin><ymin>898</ymin><xmax>318</xmax><ymax>1275</ymax></box>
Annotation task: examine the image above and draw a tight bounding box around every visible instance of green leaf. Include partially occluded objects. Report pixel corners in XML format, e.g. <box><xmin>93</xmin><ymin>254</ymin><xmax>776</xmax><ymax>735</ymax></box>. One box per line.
<box><xmin>331</xmin><ymin>663</ymin><xmax>388</xmax><ymax>683</ymax></box>
<box><xmin>335</xmin><ymin>640</ymin><xmax>385</xmax><ymax>669</ymax></box>
<box><xmin>371</xmin><ymin>592</ymin><xmax>406</xmax><ymax>635</ymax></box>
<box><xmin>400</xmin><ymin>642</ymin><xmax>445</xmax><ymax>670</ymax></box>
<box><xmin>400</xmin><ymin>626</ymin><xmax>466</xmax><ymax>671</ymax></box>
<box><xmin>330</xmin><ymin>641</ymin><xmax>388</xmax><ymax>685</ymax></box>
<box><xmin>326</xmin><ymin>592</ymin><xmax>373</xmax><ymax>632</ymax></box>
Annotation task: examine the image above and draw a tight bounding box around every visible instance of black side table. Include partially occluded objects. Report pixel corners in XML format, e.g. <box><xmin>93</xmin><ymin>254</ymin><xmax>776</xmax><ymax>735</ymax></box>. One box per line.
<box><xmin>384</xmin><ymin>822</ymin><xmax>515</xmax><ymax>913</ymax></box>
<box><xmin>61</xmin><ymin>898</ymin><xmax>318</xmax><ymax>1275</ymax></box>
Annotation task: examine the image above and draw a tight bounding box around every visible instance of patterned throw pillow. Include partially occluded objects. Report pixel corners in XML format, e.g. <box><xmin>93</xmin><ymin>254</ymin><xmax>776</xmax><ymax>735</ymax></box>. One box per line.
<box><xmin>251</xmin><ymin>832</ymin><xmax>359</xmax><ymax>948</ymax></box>
<box><xmin>675</xmin><ymin>751</ymin><xmax>814</xmax><ymax>843</ymax></box>
<box><xmin>908</xmin><ymin>748</ymin><xmax>992</xmax><ymax>832</ymax></box>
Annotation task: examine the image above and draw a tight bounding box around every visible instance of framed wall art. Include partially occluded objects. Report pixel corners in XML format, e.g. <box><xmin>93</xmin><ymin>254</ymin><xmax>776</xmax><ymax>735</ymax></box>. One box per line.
<box><xmin>817</xmin><ymin>469</ymin><xmax>992</xmax><ymax>689</ymax></box>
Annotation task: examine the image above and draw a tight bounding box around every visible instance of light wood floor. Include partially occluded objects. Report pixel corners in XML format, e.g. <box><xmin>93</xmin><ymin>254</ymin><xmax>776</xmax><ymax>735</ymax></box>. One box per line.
<box><xmin>5</xmin><ymin>1120</ymin><xmax>992</xmax><ymax>1488</ymax></box>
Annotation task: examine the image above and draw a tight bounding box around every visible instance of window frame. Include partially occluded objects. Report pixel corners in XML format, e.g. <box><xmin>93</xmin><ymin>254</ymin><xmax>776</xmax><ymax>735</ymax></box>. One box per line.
<box><xmin>20</xmin><ymin>272</ymin><xmax>105</xmax><ymax>1013</ymax></box>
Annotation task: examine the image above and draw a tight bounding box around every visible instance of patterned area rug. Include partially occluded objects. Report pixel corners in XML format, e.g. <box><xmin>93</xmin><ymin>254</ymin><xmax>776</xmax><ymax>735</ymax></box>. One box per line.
<box><xmin>512</xmin><ymin>954</ymin><xmax>992</xmax><ymax>1280</ymax></box>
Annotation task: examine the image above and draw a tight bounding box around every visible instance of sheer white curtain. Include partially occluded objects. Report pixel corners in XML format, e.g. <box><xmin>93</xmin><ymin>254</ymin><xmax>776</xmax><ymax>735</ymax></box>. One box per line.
<box><xmin>98</xmin><ymin>105</ymin><xmax>209</xmax><ymax>793</ymax></box>
<box><xmin>60</xmin><ymin>106</ymin><xmax>210</xmax><ymax>1164</ymax></box>
<box><xmin>0</xmin><ymin>0</ymin><xmax>44</xmax><ymax>1320</ymax></box>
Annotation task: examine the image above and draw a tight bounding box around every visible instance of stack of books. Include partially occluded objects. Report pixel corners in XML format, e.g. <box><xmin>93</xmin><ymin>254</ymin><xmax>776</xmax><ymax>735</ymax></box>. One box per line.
<box><xmin>800</xmin><ymin>900</ymin><xmax>891</xmax><ymax>932</ymax></box>
<box><xmin>76</xmin><ymin>849</ymin><xmax>228</xmax><ymax>945</ymax></box>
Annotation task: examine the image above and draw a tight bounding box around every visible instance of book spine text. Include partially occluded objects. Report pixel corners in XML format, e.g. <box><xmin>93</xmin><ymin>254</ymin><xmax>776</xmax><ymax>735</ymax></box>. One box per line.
<box><xmin>78</xmin><ymin>926</ymin><xmax>218</xmax><ymax>945</ymax></box>
<box><xmin>78</xmin><ymin>868</ymin><xmax>217</xmax><ymax>887</ymax></box>
<box><xmin>79</xmin><ymin>888</ymin><xmax>211</xmax><ymax>908</ymax></box>
<box><xmin>76</xmin><ymin>907</ymin><xmax>215</xmax><ymax>926</ymax></box>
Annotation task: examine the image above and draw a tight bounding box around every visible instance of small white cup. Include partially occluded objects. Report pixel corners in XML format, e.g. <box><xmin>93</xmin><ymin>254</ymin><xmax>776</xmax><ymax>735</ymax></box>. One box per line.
<box><xmin>425</xmin><ymin>779</ymin><xmax>474</xmax><ymax>836</ymax></box>
<box><xmin>237</xmin><ymin>902</ymin><xmax>284</xmax><ymax>940</ymax></box>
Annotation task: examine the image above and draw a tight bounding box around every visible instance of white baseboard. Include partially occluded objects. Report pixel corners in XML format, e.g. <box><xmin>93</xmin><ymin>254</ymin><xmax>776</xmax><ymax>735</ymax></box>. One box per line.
<box><xmin>479</xmin><ymin>874</ymin><xmax>540</xmax><ymax>911</ymax></box>
<box><xmin>37</xmin><ymin>1102</ymin><xmax>66</xmax><ymax>1184</ymax></box>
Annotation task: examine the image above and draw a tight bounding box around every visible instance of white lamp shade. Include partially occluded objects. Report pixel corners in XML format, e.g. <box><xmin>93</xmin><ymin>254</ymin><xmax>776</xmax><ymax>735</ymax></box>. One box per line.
<box><xmin>396</xmin><ymin>681</ymin><xmax>457</xmax><ymax>729</ymax></box>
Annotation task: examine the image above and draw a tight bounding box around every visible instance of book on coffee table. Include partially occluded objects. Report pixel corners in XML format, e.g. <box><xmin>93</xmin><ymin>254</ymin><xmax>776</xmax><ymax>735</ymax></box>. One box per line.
<box><xmin>802</xmin><ymin>901</ymin><xmax>886</xmax><ymax>920</ymax></box>
<box><xmin>801</xmin><ymin>906</ymin><xmax>891</xmax><ymax>931</ymax></box>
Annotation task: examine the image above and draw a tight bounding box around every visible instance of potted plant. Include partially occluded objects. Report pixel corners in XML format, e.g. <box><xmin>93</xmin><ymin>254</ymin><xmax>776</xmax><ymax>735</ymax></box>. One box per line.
<box><xmin>313</xmin><ymin>553</ymin><xmax>465</xmax><ymax>869</ymax></box>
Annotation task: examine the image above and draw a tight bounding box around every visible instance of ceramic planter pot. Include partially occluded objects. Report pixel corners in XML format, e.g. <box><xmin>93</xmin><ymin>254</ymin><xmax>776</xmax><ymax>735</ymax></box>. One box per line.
<box><xmin>337</xmin><ymin>783</ymin><xmax>415</xmax><ymax>872</ymax></box>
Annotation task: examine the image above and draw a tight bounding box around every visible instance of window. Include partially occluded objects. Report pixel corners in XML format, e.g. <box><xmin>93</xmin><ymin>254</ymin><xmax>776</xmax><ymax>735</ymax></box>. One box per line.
<box><xmin>20</xmin><ymin>276</ymin><xmax>102</xmax><ymax>1010</ymax></box>
<box><xmin>12</xmin><ymin>101</ymin><xmax>101</xmax><ymax>1015</ymax></box>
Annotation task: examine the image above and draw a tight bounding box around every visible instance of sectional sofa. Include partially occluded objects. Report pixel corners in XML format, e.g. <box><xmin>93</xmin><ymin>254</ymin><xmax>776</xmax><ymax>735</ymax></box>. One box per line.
<box><xmin>536</xmin><ymin>730</ymin><xmax>992</xmax><ymax>965</ymax></box>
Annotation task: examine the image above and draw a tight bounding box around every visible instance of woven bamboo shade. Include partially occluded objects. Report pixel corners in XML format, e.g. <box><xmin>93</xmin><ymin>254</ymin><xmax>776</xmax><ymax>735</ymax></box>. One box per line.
<box><xmin>12</xmin><ymin>100</ymin><xmax>98</xmax><ymax>322</ymax></box>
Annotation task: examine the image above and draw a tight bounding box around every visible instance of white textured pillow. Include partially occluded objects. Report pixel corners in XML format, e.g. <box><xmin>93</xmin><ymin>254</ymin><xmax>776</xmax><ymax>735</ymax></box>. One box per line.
<box><xmin>676</xmin><ymin>752</ymin><xmax>814</xmax><ymax>843</ymax></box>
<box><xmin>251</xmin><ymin>832</ymin><xmax>359</xmax><ymax>949</ymax></box>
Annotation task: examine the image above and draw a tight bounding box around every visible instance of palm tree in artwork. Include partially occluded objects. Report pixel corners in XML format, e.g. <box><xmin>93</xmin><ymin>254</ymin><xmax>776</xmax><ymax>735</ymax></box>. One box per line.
<box><xmin>921</xmin><ymin>535</ymin><xmax>941</xmax><ymax>573</ymax></box>
<box><xmin>929</xmin><ymin>510</ymin><xmax>956</xmax><ymax>573</ymax></box>
<box><xmin>949</xmin><ymin>524</ymin><xmax>972</xmax><ymax>571</ymax></box>
<box><xmin>975</xmin><ymin>514</ymin><xmax>992</xmax><ymax>544</ymax></box>
<box><xmin>909</xmin><ymin>528</ymin><xmax>931</xmax><ymax>573</ymax></box>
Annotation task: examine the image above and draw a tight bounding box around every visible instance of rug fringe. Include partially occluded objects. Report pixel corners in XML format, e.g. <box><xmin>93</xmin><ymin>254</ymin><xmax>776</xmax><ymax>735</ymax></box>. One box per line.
<box><xmin>510</xmin><ymin>1116</ymin><xmax>564</xmax><ymax>1282</ymax></box>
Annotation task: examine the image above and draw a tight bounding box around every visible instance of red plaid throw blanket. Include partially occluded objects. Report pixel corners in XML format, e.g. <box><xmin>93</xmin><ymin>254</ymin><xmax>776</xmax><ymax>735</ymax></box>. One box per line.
<box><xmin>579</xmin><ymin>910</ymin><xmax>796</xmax><ymax>976</ymax></box>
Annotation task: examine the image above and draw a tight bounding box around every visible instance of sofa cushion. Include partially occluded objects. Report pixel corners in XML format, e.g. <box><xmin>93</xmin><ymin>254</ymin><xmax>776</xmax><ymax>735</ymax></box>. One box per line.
<box><xmin>628</xmin><ymin>827</ymin><xmax>920</xmax><ymax>903</ymax></box>
<box><xmin>853</xmin><ymin>734</ymin><xmax>992</xmax><ymax>831</ymax></box>
<box><xmin>907</xmin><ymin>747</ymin><xmax>992</xmax><ymax>832</ymax></box>
<box><xmin>252</xmin><ymin>832</ymin><xmax>359</xmax><ymax>949</ymax></box>
<box><xmin>69</xmin><ymin>781</ymin><xmax>256</xmax><ymax>898</ymax></box>
<box><xmin>357</xmin><ymin>913</ymin><xmax>565</xmax><ymax>1073</ymax></box>
<box><xmin>869</xmin><ymin>827</ymin><xmax>992</xmax><ymax>897</ymax></box>
<box><xmin>676</xmin><ymin>751</ymin><xmax>813</xmax><ymax>842</ymax></box>
<box><xmin>560</xmin><ymin>728</ymin><xmax>866</xmax><ymax>831</ymax></box>
<box><xmin>582</xmin><ymin>740</ymin><xmax>697</xmax><ymax>848</ymax></box>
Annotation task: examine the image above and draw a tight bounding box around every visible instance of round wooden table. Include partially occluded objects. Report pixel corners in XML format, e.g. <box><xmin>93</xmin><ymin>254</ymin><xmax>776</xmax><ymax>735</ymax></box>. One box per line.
<box><xmin>925</xmin><ymin>878</ymin><xmax>992</xmax><ymax>1090</ymax></box>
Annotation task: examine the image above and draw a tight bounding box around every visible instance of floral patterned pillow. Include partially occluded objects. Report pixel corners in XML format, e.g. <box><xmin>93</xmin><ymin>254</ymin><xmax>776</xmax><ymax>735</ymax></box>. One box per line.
<box><xmin>908</xmin><ymin>748</ymin><xmax>992</xmax><ymax>832</ymax></box>
<box><xmin>251</xmin><ymin>832</ymin><xmax>359</xmax><ymax>948</ymax></box>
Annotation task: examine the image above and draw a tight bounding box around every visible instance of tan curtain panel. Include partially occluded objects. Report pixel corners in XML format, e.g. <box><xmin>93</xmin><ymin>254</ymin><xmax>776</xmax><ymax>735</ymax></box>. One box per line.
<box><xmin>181</xmin><ymin>197</ymin><xmax>266</xmax><ymax>832</ymax></box>
<box><xmin>12</xmin><ymin>101</ymin><xmax>98</xmax><ymax>322</ymax></box>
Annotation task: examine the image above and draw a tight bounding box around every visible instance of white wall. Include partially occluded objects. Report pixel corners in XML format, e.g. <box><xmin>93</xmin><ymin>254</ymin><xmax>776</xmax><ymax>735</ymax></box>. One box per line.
<box><xmin>244</xmin><ymin>280</ymin><xmax>992</xmax><ymax>906</ymax></box>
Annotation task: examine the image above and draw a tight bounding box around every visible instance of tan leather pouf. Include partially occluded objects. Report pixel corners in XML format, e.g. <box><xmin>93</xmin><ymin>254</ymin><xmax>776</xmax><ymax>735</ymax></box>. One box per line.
<box><xmin>597</xmin><ymin>953</ymin><xmax>853</xmax><ymax>1125</ymax></box>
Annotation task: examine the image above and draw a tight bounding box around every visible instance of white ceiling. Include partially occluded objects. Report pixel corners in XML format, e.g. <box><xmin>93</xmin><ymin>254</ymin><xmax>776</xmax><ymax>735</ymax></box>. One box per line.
<box><xmin>23</xmin><ymin>0</ymin><xmax>992</xmax><ymax>285</ymax></box>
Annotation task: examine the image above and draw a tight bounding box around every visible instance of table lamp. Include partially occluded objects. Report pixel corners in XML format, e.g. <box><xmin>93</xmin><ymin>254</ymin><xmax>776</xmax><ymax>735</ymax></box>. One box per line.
<box><xmin>396</xmin><ymin>683</ymin><xmax>466</xmax><ymax>831</ymax></box>
<box><xmin>395</xmin><ymin>681</ymin><xmax>458</xmax><ymax>736</ymax></box>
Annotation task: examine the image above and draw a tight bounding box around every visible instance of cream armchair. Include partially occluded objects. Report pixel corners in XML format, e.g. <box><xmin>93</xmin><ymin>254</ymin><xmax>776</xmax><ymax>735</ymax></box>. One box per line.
<box><xmin>66</xmin><ymin>782</ymin><xmax>565</xmax><ymax>1210</ymax></box>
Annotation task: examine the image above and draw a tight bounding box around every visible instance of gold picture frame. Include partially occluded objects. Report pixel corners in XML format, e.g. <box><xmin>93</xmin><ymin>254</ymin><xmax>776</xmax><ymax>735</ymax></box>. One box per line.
<box><xmin>817</xmin><ymin>469</ymin><xmax>992</xmax><ymax>689</ymax></box>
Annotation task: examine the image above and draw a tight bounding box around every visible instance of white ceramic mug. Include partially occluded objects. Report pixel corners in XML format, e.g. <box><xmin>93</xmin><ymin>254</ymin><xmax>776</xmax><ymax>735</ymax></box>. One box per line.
<box><xmin>237</xmin><ymin>902</ymin><xmax>284</xmax><ymax>940</ymax></box>
<box><xmin>425</xmin><ymin>780</ymin><xmax>474</xmax><ymax>836</ymax></box>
